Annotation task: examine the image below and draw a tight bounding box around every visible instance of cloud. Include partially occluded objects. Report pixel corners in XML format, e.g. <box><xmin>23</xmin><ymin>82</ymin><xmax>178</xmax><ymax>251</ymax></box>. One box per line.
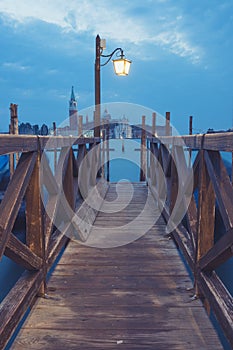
<box><xmin>152</xmin><ymin>31</ymin><xmax>201</xmax><ymax>64</ymax></box>
<box><xmin>2</xmin><ymin>61</ymin><xmax>30</xmax><ymax>71</ymax></box>
<box><xmin>0</xmin><ymin>0</ymin><xmax>203</xmax><ymax>64</ymax></box>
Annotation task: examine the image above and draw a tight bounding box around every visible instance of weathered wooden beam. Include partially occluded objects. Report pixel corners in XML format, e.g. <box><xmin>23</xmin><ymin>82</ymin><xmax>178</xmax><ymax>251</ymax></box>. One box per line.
<box><xmin>159</xmin><ymin>202</ymin><xmax>195</xmax><ymax>272</ymax></box>
<box><xmin>0</xmin><ymin>270</ymin><xmax>44</xmax><ymax>350</ymax></box>
<box><xmin>168</xmin><ymin>146</ymin><xmax>194</xmax><ymax>236</ymax></box>
<box><xmin>40</xmin><ymin>153</ymin><xmax>59</xmax><ymax>195</ymax></box>
<box><xmin>47</xmin><ymin>229</ymin><xmax>69</xmax><ymax>269</ymax></box>
<box><xmin>62</xmin><ymin>148</ymin><xmax>75</xmax><ymax>222</ymax></box>
<box><xmin>148</xmin><ymin>173</ymin><xmax>195</xmax><ymax>271</ymax></box>
<box><xmin>198</xmin><ymin>271</ymin><xmax>233</xmax><ymax>348</ymax></box>
<box><xmin>156</xmin><ymin>145</ymin><xmax>166</xmax><ymax>201</ymax></box>
<box><xmin>26</xmin><ymin>152</ymin><xmax>46</xmax><ymax>295</ymax></box>
<box><xmin>43</xmin><ymin>146</ymin><xmax>73</xmax><ymax>249</ymax></box>
<box><xmin>199</xmin><ymin>227</ymin><xmax>233</xmax><ymax>272</ymax></box>
<box><xmin>38</xmin><ymin>136</ymin><xmax>100</xmax><ymax>150</ymax></box>
<box><xmin>185</xmin><ymin>195</ymin><xmax>198</xmax><ymax>251</ymax></box>
<box><xmin>170</xmin><ymin>223</ymin><xmax>195</xmax><ymax>272</ymax></box>
<box><xmin>89</xmin><ymin>142</ymin><xmax>98</xmax><ymax>186</ymax></box>
<box><xmin>204</xmin><ymin>150</ymin><xmax>233</xmax><ymax>231</ymax></box>
<box><xmin>5</xmin><ymin>233</ymin><xmax>43</xmax><ymax>270</ymax></box>
<box><xmin>170</xmin><ymin>146</ymin><xmax>178</xmax><ymax>214</ymax></box>
<box><xmin>150</xmin><ymin>132</ymin><xmax>233</xmax><ymax>152</ymax></box>
<box><xmin>44</xmin><ymin>194</ymin><xmax>60</xmax><ymax>249</ymax></box>
<box><xmin>78</xmin><ymin>144</ymin><xmax>90</xmax><ymax>199</ymax></box>
<box><xmin>149</xmin><ymin>142</ymin><xmax>158</xmax><ymax>187</ymax></box>
<box><xmin>0</xmin><ymin>135</ymin><xmax>38</xmax><ymax>155</ymax></box>
<box><xmin>197</xmin><ymin>150</ymin><xmax>216</xmax><ymax>259</ymax></box>
<box><xmin>192</xmin><ymin>150</ymin><xmax>201</xmax><ymax>190</ymax></box>
<box><xmin>160</xmin><ymin>144</ymin><xmax>171</xmax><ymax>177</ymax></box>
<box><xmin>0</xmin><ymin>151</ymin><xmax>37</xmax><ymax>259</ymax></box>
<box><xmin>55</xmin><ymin>147</ymin><xmax>71</xmax><ymax>186</ymax></box>
<box><xmin>196</xmin><ymin>150</ymin><xmax>215</xmax><ymax>295</ymax></box>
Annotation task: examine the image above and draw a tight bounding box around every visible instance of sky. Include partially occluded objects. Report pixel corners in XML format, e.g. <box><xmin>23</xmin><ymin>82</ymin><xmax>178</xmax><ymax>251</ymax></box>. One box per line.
<box><xmin>0</xmin><ymin>0</ymin><xmax>233</xmax><ymax>135</ymax></box>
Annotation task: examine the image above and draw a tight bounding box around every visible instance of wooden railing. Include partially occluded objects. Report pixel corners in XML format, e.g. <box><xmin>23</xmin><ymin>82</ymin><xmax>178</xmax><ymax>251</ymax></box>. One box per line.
<box><xmin>1</xmin><ymin>130</ymin><xmax>233</xmax><ymax>347</ymax></box>
<box><xmin>147</xmin><ymin>132</ymin><xmax>233</xmax><ymax>347</ymax></box>
<box><xmin>0</xmin><ymin>134</ymin><xmax>107</xmax><ymax>349</ymax></box>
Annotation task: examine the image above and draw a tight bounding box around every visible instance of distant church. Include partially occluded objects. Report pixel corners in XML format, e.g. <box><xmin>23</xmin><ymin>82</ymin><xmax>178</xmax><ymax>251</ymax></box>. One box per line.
<box><xmin>69</xmin><ymin>86</ymin><xmax>78</xmax><ymax>132</ymax></box>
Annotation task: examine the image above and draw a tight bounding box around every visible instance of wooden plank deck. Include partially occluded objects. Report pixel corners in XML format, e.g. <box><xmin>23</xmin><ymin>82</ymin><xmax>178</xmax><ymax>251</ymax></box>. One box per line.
<box><xmin>11</xmin><ymin>183</ymin><xmax>223</xmax><ymax>349</ymax></box>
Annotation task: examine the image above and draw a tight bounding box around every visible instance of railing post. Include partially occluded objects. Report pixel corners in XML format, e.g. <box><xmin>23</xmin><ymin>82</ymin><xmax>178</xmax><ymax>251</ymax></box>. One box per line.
<box><xmin>140</xmin><ymin>115</ymin><xmax>146</xmax><ymax>181</ymax></box>
<box><xmin>53</xmin><ymin>122</ymin><xmax>57</xmax><ymax>171</ymax></box>
<box><xmin>94</xmin><ymin>109</ymin><xmax>102</xmax><ymax>178</ymax></box>
<box><xmin>89</xmin><ymin>141</ymin><xmax>98</xmax><ymax>186</ymax></box>
<box><xmin>189</xmin><ymin>116</ymin><xmax>193</xmax><ymax>168</ymax></box>
<box><xmin>106</xmin><ymin>119</ymin><xmax>110</xmax><ymax>182</ymax></box>
<box><xmin>78</xmin><ymin>144</ymin><xmax>90</xmax><ymax>199</ymax></box>
<box><xmin>26</xmin><ymin>145</ymin><xmax>46</xmax><ymax>296</ymax></box>
<box><xmin>63</xmin><ymin>147</ymin><xmax>75</xmax><ymax>211</ymax></box>
<box><xmin>102</xmin><ymin>127</ymin><xmax>106</xmax><ymax>179</ymax></box>
<box><xmin>149</xmin><ymin>141</ymin><xmax>158</xmax><ymax>187</ymax></box>
<box><xmin>195</xmin><ymin>149</ymin><xmax>215</xmax><ymax>297</ymax></box>
<box><xmin>170</xmin><ymin>145</ymin><xmax>178</xmax><ymax>214</ymax></box>
<box><xmin>94</xmin><ymin>34</ymin><xmax>101</xmax><ymax>139</ymax></box>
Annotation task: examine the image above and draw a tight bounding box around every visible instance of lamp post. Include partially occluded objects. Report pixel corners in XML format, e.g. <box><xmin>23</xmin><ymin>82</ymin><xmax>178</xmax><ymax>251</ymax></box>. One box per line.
<box><xmin>94</xmin><ymin>34</ymin><xmax>131</xmax><ymax>138</ymax></box>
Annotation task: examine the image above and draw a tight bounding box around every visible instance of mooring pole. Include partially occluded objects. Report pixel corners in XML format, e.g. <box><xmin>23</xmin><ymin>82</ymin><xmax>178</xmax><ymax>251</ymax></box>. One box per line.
<box><xmin>9</xmin><ymin>103</ymin><xmax>19</xmax><ymax>177</ymax></box>
<box><xmin>140</xmin><ymin>115</ymin><xmax>146</xmax><ymax>181</ymax></box>
<box><xmin>152</xmin><ymin>112</ymin><xmax>156</xmax><ymax>136</ymax></box>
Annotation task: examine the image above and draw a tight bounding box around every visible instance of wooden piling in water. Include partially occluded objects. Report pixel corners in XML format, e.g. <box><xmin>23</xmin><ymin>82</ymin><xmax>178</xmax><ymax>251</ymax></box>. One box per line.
<box><xmin>165</xmin><ymin>111</ymin><xmax>170</xmax><ymax>136</ymax></box>
<box><xmin>140</xmin><ymin>115</ymin><xmax>146</xmax><ymax>181</ymax></box>
<box><xmin>152</xmin><ymin>112</ymin><xmax>156</xmax><ymax>136</ymax></box>
<box><xmin>9</xmin><ymin>103</ymin><xmax>19</xmax><ymax>177</ymax></box>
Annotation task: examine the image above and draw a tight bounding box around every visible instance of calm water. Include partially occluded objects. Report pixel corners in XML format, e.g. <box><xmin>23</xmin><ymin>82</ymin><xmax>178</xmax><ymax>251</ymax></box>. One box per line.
<box><xmin>0</xmin><ymin>141</ymin><xmax>232</xmax><ymax>349</ymax></box>
<box><xmin>109</xmin><ymin>138</ymin><xmax>141</xmax><ymax>182</ymax></box>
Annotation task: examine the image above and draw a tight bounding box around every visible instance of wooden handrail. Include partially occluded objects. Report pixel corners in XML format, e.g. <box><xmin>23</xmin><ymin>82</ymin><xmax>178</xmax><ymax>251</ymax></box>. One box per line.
<box><xmin>0</xmin><ymin>134</ymin><xmax>106</xmax><ymax>349</ymax></box>
<box><xmin>1</xmin><ymin>131</ymin><xmax>233</xmax><ymax>347</ymax></box>
<box><xmin>148</xmin><ymin>131</ymin><xmax>233</xmax><ymax>347</ymax></box>
<box><xmin>148</xmin><ymin>131</ymin><xmax>233</xmax><ymax>151</ymax></box>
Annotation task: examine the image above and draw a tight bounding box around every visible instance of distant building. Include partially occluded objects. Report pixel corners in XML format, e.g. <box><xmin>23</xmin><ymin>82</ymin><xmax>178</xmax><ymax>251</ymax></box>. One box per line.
<box><xmin>114</xmin><ymin>116</ymin><xmax>132</xmax><ymax>138</ymax></box>
<box><xmin>56</xmin><ymin>86</ymin><xmax>79</xmax><ymax>135</ymax></box>
<box><xmin>19</xmin><ymin>122</ymin><xmax>49</xmax><ymax>135</ymax></box>
<box><xmin>102</xmin><ymin>109</ymin><xmax>111</xmax><ymax>122</ymax></box>
<box><xmin>69</xmin><ymin>86</ymin><xmax>78</xmax><ymax>132</ymax></box>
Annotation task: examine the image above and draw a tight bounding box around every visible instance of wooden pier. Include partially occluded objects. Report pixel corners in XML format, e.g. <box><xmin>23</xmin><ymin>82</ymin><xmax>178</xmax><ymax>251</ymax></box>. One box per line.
<box><xmin>11</xmin><ymin>183</ymin><xmax>223</xmax><ymax>349</ymax></box>
<box><xmin>1</xmin><ymin>130</ymin><xmax>233</xmax><ymax>349</ymax></box>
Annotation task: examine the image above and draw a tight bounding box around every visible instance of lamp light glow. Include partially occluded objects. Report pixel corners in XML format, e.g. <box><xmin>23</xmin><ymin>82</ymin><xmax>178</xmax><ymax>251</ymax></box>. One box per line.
<box><xmin>113</xmin><ymin>57</ymin><xmax>132</xmax><ymax>76</ymax></box>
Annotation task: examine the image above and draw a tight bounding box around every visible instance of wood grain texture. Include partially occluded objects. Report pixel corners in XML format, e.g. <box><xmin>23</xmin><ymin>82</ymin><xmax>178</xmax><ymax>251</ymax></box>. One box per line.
<box><xmin>149</xmin><ymin>132</ymin><xmax>233</xmax><ymax>151</ymax></box>
<box><xmin>148</xmin><ymin>137</ymin><xmax>233</xmax><ymax>346</ymax></box>
<box><xmin>12</xmin><ymin>183</ymin><xmax>223</xmax><ymax>350</ymax></box>
<box><xmin>0</xmin><ymin>135</ymin><xmax>38</xmax><ymax>155</ymax></box>
<box><xmin>0</xmin><ymin>151</ymin><xmax>37</xmax><ymax>259</ymax></box>
<box><xmin>0</xmin><ymin>270</ymin><xmax>44</xmax><ymax>350</ymax></box>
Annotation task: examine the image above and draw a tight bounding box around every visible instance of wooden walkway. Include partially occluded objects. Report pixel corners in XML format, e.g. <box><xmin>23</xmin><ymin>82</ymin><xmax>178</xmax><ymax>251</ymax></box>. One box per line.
<box><xmin>12</xmin><ymin>183</ymin><xmax>223</xmax><ymax>349</ymax></box>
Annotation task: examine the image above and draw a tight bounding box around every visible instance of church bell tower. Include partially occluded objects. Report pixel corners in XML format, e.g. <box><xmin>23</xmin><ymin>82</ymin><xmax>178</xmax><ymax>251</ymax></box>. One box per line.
<box><xmin>69</xmin><ymin>86</ymin><xmax>78</xmax><ymax>132</ymax></box>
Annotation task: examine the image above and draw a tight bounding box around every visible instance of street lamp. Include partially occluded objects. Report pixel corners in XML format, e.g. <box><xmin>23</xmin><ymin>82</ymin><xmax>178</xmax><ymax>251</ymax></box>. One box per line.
<box><xmin>94</xmin><ymin>34</ymin><xmax>131</xmax><ymax>137</ymax></box>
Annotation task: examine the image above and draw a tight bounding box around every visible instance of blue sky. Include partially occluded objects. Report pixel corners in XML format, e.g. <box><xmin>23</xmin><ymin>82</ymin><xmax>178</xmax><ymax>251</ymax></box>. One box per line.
<box><xmin>0</xmin><ymin>0</ymin><xmax>232</xmax><ymax>134</ymax></box>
